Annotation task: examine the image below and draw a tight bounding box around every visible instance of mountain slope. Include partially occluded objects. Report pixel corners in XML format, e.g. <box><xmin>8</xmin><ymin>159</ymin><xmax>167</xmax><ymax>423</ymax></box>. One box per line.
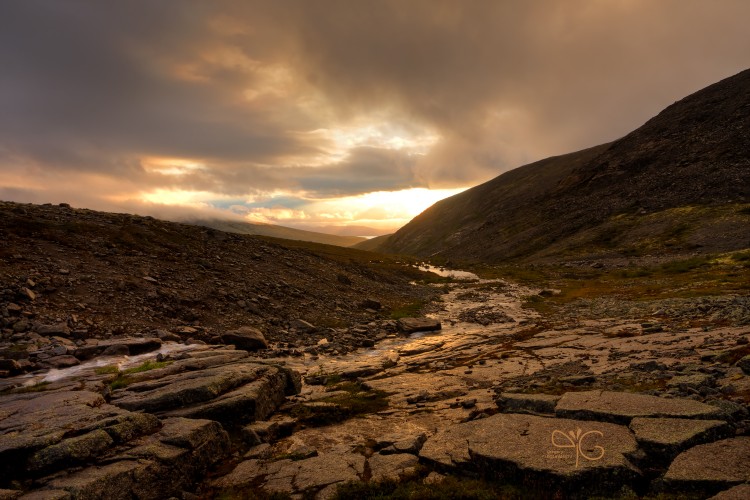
<box><xmin>186</xmin><ymin>219</ymin><xmax>365</xmax><ymax>247</ymax></box>
<box><xmin>352</xmin><ymin>233</ymin><xmax>394</xmax><ymax>251</ymax></box>
<box><xmin>382</xmin><ymin>68</ymin><xmax>750</xmax><ymax>263</ymax></box>
<box><xmin>0</xmin><ymin>201</ymin><xmax>432</xmax><ymax>347</ymax></box>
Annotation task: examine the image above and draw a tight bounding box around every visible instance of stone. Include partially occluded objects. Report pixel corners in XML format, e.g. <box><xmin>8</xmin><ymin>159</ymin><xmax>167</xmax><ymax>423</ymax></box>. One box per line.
<box><xmin>710</xmin><ymin>483</ymin><xmax>750</xmax><ymax>500</ymax></box>
<box><xmin>667</xmin><ymin>373</ymin><xmax>714</xmax><ymax>390</ymax></box>
<box><xmin>40</xmin><ymin>355</ymin><xmax>79</xmax><ymax>369</ymax></box>
<box><xmin>359</xmin><ymin>299</ymin><xmax>382</xmax><ymax>310</ymax></box>
<box><xmin>629</xmin><ymin>417</ymin><xmax>730</xmax><ymax>458</ymax></box>
<box><xmin>73</xmin><ymin>338</ymin><xmax>161</xmax><ymax>360</ymax></box>
<box><xmin>397</xmin><ymin>317</ymin><xmax>442</xmax><ymax>334</ymax></box>
<box><xmin>664</xmin><ymin>437</ymin><xmax>750</xmax><ymax>494</ymax></box>
<box><xmin>421</xmin><ymin>413</ymin><xmax>640</xmax><ymax>496</ymax></box>
<box><xmin>736</xmin><ymin>355</ymin><xmax>750</xmax><ymax>375</ymax></box>
<box><xmin>221</xmin><ymin>327</ymin><xmax>268</xmax><ymax>351</ymax></box>
<box><xmin>35</xmin><ymin>324</ymin><xmax>70</xmax><ymax>336</ymax></box>
<box><xmin>368</xmin><ymin>453</ymin><xmax>419</xmax><ymax>482</ymax></box>
<box><xmin>496</xmin><ymin>393</ymin><xmax>561</xmax><ymax>415</ymax></box>
<box><xmin>0</xmin><ymin>360</ymin><xmax>21</xmax><ymax>374</ymax></box>
<box><xmin>555</xmin><ymin>390</ymin><xmax>724</xmax><ymax>424</ymax></box>
<box><xmin>0</xmin><ymin>490</ymin><xmax>21</xmax><ymax>500</ymax></box>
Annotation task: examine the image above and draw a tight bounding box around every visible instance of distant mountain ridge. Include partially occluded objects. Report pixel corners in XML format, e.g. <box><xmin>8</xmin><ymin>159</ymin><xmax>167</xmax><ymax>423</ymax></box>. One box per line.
<box><xmin>380</xmin><ymin>68</ymin><xmax>750</xmax><ymax>263</ymax></box>
<box><xmin>187</xmin><ymin>219</ymin><xmax>366</xmax><ymax>247</ymax></box>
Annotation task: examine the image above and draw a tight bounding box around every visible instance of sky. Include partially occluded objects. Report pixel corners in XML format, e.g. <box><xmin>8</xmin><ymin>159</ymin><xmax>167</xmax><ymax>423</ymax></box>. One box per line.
<box><xmin>1</xmin><ymin>1</ymin><xmax>749</xmax><ymax>236</ymax></box>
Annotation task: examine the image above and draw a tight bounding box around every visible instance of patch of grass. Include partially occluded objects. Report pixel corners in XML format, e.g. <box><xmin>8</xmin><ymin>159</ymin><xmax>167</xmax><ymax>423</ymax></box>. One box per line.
<box><xmin>215</xmin><ymin>489</ymin><xmax>292</xmax><ymax>500</ymax></box>
<box><xmin>659</xmin><ymin>256</ymin><xmax>713</xmax><ymax>274</ymax></box>
<box><xmin>731</xmin><ymin>250</ymin><xmax>750</xmax><ymax>262</ymax></box>
<box><xmin>122</xmin><ymin>360</ymin><xmax>172</xmax><ymax>375</ymax></box>
<box><xmin>390</xmin><ymin>300</ymin><xmax>426</xmax><ymax>319</ymax></box>
<box><xmin>3</xmin><ymin>381</ymin><xmax>50</xmax><ymax>394</ymax></box>
<box><xmin>107</xmin><ymin>360</ymin><xmax>173</xmax><ymax>390</ymax></box>
<box><xmin>109</xmin><ymin>377</ymin><xmax>135</xmax><ymax>390</ymax></box>
<box><xmin>95</xmin><ymin>365</ymin><xmax>120</xmax><ymax>375</ymax></box>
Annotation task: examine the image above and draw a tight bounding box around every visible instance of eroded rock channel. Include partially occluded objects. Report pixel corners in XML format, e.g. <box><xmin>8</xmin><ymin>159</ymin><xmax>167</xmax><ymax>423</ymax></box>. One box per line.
<box><xmin>2</xmin><ymin>276</ymin><xmax>749</xmax><ymax>499</ymax></box>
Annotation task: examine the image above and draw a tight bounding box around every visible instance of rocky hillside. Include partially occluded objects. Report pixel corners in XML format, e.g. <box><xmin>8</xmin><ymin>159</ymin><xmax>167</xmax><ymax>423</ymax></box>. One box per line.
<box><xmin>381</xmin><ymin>68</ymin><xmax>750</xmax><ymax>263</ymax></box>
<box><xmin>0</xmin><ymin>201</ymin><xmax>434</xmax><ymax>355</ymax></box>
<box><xmin>187</xmin><ymin>218</ymin><xmax>365</xmax><ymax>247</ymax></box>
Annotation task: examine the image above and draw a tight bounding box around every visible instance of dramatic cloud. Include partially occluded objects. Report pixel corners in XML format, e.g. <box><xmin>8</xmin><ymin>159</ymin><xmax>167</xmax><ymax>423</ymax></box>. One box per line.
<box><xmin>1</xmin><ymin>0</ymin><xmax>749</xmax><ymax>233</ymax></box>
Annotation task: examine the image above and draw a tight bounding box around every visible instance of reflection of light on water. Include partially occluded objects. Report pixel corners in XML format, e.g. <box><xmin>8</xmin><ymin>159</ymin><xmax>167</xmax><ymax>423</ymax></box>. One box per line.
<box><xmin>20</xmin><ymin>342</ymin><xmax>200</xmax><ymax>386</ymax></box>
<box><xmin>417</xmin><ymin>264</ymin><xmax>479</xmax><ymax>281</ymax></box>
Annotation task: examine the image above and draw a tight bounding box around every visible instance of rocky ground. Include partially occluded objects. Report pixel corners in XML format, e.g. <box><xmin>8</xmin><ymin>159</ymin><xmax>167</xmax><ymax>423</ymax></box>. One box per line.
<box><xmin>2</xmin><ymin>270</ymin><xmax>749</xmax><ymax>499</ymax></box>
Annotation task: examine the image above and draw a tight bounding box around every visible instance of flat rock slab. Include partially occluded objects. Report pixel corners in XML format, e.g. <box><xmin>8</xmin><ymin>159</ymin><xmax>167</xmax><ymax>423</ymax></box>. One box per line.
<box><xmin>213</xmin><ymin>453</ymin><xmax>365</xmax><ymax>496</ymax></box>
<box><xmin>629</xmin><ymin>417</ymin><xmax>730</xmax><ymax>457</ymax></box>
<box><xmin>664</xmin><ymin>437</ymin><xmax>750</xmax><ymax>495</ymax></box>
<box><xmin>111</xmin><ymin>361</ymin><xmax>300</xmax><ymax>425</ymax></box>
<box><xmin>397</xmin><ymin>318</ymin><xmax>441</xmax><ymax>334</ymax></box>
<box><xmin>369</xmin><ymin>453</ymin><xmax>419</xmax><ymax>483</ymax></box>
<box><xmin>555</xmin><ymin>390</ymin><xmax>725</xmax><ymax>424</ymax></box>
<box><xmin>420</xmin><ymin>413</ymin><xmax>639</xmax><ymax>496</ymax></box>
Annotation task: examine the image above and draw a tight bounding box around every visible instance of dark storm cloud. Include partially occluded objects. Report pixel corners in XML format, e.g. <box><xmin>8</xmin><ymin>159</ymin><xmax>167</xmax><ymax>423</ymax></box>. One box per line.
<box><xmin>1</xmin><ymin>0</ymin><xmax>749</xmax><ymax>212</ymax></box>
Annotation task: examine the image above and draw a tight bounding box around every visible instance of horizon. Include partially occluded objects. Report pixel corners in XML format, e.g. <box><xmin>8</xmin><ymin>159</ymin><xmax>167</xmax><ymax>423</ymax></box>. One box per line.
<box><xmin>1</xmin><ymin>1</ymin><xmax>749</xmax><ymax>236</ymax></box>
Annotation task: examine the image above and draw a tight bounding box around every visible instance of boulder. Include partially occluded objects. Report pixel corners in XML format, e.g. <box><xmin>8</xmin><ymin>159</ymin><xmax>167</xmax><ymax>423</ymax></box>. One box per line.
<box><xmin>710</xmin><ymin>483</ymin><xmax>750</xmax><ymax>500</ymax></box>
<box><xmin>629</xmin><ymin>417</ymin><xmax>730</xmax><ymax>459</ymax></box>
<box><xmin>221</xmin><ymin>327</ymin><xmax>268</xmax><ymax>351</ymax></box>
<box><xmin>664</xmin><ymin>437</ymin><xmax>750</xmax><ymax>495</ymax></box>
<box><xmin>420</xmin><ymin>413</ymin><xmax>640</xmax><ymax>496</ymax></box>
<box><xmin>397</xmin><ymin>317</ymin><xmax>441</xmax><ymax>334</ymax></box>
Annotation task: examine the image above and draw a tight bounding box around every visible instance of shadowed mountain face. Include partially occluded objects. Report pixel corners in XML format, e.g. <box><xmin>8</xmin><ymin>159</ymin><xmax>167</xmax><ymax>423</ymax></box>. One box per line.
<box><xmin>381</xmin><ymin>69</ymin><xmax>750</xmax><ymax>263</ymax></box>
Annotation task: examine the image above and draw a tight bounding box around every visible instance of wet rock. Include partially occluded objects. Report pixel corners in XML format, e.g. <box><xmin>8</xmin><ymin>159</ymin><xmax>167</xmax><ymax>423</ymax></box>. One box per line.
<box><xmin>555</xmin><ymin>390</ymin><xmax>724</xmax><ymax>424</ymax></box>
<box><xmin>663</xmin><ymin>437</ymin><xmax>750</xmax><ymax>495</ymax></box>
<box><xmin>397</xmin><ymin>317</ymin><xmax>441</xmax><ymax>334</ymax></box>
<box><xmin>629</xmin><ymin>417</ymin><xmax>730</xmax><ymax>459</ymax></box>
<box><xmin>39</xmin><ymin>355</ymin><xmax>79</xmax><ymax>369</ymax></box>
<box><xmin>496</xmin><ymin>393</ymin><xmax>562</xmax><ymax>415</ymax></box>
<box><xmin>420</xmin><ymin>413</ymin><xmax>639</xmax><ymax>496</ymax></box>
<box><xmin>221</xmin><ymin>326</ymin><xmax>268</xmax><ymax>351</ymax></box>
<box><xmin>72</xmin><ymin>338</ymin><xmax>162</xmax><ymax>360</ymax></box>
<box><xmin>399</xmin><ymin>341</ymin><xmax>444</xmax><ymax>356</ymax></box>
<box><xmin>369</xmin><ymin>453</ymin><xmax>419</xmax><ymax>482</ymax></box>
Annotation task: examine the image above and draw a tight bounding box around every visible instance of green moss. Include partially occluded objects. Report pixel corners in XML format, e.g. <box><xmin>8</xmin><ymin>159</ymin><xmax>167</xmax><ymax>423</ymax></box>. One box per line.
<box><xmin>122</xmin><ymin>360</ymin><xmax>172</xmax><ymax>375</ymax></box>
<box><xmin>3</xmin><ymin>381</ymin><xmax>50</xmax><ymax>394</ymax></box>
<box><xmin>290</xmin><ymin>383</ymin><xmax>389</xmax><ymax>426</ymax></box>
<box><xmin>95</xmin><ymin>365</ymin><xmax>120</xmax><ymax>375</ymax></box>
<box><xmin>390</xmin><ymin>300</ymin><xmax>426</xmax><ymax>319</ymax></box>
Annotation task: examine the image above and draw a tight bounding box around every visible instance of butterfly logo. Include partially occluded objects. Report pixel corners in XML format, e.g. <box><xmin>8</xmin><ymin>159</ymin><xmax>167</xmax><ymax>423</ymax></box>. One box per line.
<box><xmin>551</xmin><ymin>428</ymin><xmax>605</xmax><ymax>468</ymax></box>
